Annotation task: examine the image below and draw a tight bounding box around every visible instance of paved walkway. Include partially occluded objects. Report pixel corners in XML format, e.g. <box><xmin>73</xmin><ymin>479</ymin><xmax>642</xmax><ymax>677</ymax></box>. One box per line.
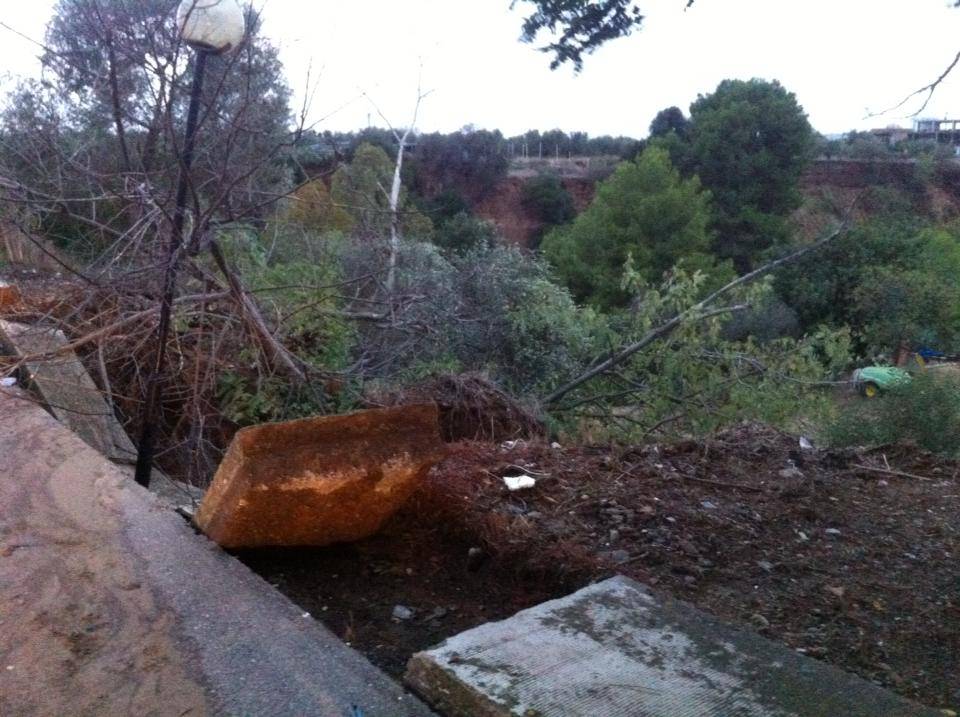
<box><xmin>0</xmin><ymin>388</ymin><xmax>433</xmax><ymax>717</ymax></box>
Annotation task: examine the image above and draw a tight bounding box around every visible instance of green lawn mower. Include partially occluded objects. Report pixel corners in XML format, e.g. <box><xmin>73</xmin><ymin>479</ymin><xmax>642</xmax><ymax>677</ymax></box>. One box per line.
<box><xmin>851</xmin><ymin>365</ymin><xmax>912</xmax><ymax>398</ymax></box>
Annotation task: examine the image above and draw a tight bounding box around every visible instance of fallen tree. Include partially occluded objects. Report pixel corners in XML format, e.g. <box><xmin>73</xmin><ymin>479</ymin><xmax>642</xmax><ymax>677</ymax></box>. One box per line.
<box><xmin>542</xmin><ymin>222</ymin><xmax>850</xmax><ymax>407</ymax></box>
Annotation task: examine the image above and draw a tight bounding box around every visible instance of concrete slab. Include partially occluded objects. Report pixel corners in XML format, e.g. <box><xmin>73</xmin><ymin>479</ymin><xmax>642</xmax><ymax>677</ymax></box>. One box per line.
<box><xmin>405</xmin><ymin>576</ymin><xmax>938</xmax><ymax>717</ymax></box>
<box><xmin>0</xmin><ymin>319</ymin><xmax>137</xmax><ymax>464</ymax></box>
<box><xmin>0</xmin><ymin>388</ymin><xmax>433</xmax><ymax>717</ymax></box>
<box><xmin>196</xmin><ymin>404</ymin><xmax>446</xmax><ymax>548</ymax></box>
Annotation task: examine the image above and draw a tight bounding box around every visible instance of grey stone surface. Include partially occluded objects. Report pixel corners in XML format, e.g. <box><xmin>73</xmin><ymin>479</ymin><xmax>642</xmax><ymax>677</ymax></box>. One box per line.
<box><xmin>0</xmin><ymin>387</ymin><xmax>433</xmax><ymax>717</ymax></box>
<box><xmin>0</xmin><ymin>319</ymin><xmax>137</xmax><ymax>464</ymax></box>
<box><xmin>406</xmin><ymin>575</ymin><xmax>939</xmax><ymax>717</ymax></box>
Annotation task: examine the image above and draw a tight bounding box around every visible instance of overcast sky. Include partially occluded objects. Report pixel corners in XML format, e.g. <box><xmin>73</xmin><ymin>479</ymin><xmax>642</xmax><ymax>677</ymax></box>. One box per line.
<box><xmin>3</xmin><ymin>0</ymin><xmax>960</xmax><ymax>138</ymax></box>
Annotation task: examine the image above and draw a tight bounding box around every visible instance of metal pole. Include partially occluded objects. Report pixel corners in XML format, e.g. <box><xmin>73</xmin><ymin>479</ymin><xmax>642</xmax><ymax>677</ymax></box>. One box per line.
<box><xmin>134</xmin><ymin>49</ymin><xmax>210</xmax><ymax>488</ymax></box>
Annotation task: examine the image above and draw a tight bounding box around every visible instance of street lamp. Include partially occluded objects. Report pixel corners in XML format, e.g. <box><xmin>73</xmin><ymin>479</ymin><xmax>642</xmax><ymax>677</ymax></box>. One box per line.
<box><xmin>177</xmin><ymin>0</ymin><xmax>246</xmax><ymax>54</ymax></box>
<box><xmin>134</xmin><ymin>0</ymin><xmax>246</xmax><ymax>488</ymax></box>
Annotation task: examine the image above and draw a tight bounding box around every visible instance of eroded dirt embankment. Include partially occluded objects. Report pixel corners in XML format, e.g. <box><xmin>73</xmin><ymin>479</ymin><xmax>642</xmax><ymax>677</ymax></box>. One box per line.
<box><xmin>475</xmin><ymin>158</ymin><xmax>960</xmax><ymax>247</ymax></box>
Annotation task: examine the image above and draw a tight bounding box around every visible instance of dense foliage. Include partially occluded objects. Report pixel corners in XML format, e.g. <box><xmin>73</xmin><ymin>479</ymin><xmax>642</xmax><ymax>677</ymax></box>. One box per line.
<box><xmin>542</xmin><ymin>146</ymin><xmax>715</xmax><ymax>309</ymax></box>
<box><xmin>652</xmin><ymin>80</ymin><xmax>814</xmax><ymax>271</ymax></box>
<box><xmin>777</xmin><ymin>218</ymin><xmax>960</xmax><ymax>356</ymax></box>
<box><xmin>330</xmin><ymin>143</ymin><xmax>433</xmax><ymax>240</ymax></box>
<box><xmin>521</xmin><ymin>172</ymin><xmax>577</xmax><ymax>227</ymax></box>
<box><xmin>552</xmin><ymin>268</ymin><xmax>851</xmax><ymax>440</ymax></box>
<box><xmin>827</xmin><ymin>371</ymin><xmax>960</xmax><ymax>457</ymax></box>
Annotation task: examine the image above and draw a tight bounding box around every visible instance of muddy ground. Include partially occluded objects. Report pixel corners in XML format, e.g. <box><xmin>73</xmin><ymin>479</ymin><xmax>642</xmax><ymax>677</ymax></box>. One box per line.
<box><xmin>242</xmin><ymin>423</ymin><xmax>960</xmax><ymax>712</ymax></box>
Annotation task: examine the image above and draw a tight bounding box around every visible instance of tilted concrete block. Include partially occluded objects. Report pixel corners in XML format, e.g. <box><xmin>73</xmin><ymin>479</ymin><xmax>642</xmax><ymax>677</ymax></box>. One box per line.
<box><xmin>196</xmin><ymin>404</ymin><xmax>445</xmax><ymax>548</ymax></box>
<box><xmin>0</xmin><ymin>320</ymin><xmax>137</xmax><ymax>464</ymax></box>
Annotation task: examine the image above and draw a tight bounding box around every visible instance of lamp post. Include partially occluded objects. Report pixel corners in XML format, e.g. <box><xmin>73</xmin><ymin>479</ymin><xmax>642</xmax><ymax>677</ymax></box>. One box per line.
<box><xmin>134</xmin><ymin>0</ymin><xmax>246</xmax><ymax>488</ymax></box>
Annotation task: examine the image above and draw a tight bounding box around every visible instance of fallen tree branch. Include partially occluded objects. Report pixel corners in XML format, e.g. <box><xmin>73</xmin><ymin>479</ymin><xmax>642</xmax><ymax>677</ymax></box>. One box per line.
<box><xmin>849</xmin><ymin>464</ymin><xmax>932</xmax><ymax>482</ymax></box>
<box><xmin>542</xmin><ymin>221</ymin><xmax>850</xmax><ymax>407</ymax></box>
<box><xmin>543</xmin><ymin>303</ymin><xmax>749</xmax><ymax>406</ymax></box>
<box><xmin>208</xmin><ymin>239</ymin><xmax>308</xmax><ymax>383</ymax></box>
<box><xmin>8</xmin><ymin>291</ymin><xmax>229</xmax><ymax>363</ymax></box>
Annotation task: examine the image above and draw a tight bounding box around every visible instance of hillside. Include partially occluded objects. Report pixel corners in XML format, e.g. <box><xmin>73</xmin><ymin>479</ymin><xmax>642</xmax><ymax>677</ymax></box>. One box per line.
<box><xmin>473</xmin><ymin>157</ymin><xmax>960</xmax><ymax>247</ymax></box>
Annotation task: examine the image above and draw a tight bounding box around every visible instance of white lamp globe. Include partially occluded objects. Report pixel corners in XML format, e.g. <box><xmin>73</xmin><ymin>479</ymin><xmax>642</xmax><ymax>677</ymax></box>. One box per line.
<box><xmin>177</xmin><ymin>0</ymin><xmax>246</xmax><ymax>54</ymax></box>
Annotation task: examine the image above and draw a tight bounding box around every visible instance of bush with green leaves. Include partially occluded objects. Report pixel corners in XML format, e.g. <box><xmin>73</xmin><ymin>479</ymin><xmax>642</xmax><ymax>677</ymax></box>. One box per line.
<box><xmin>542</xmin><ymin>146</ymin><xmax>717</xmax><ymax>310</ymax></box>
<box><xmin>331</xmin><ymin>142</ymin><xmax>433</xmax><ymax>240</ymax></box>
<box><xmin>521</xmin><ymin>172</ymin><xmax>576</xmax><ymax>226</ymax></box>
<box><xmin>776</xmin><ymin>220</ymin><xmax>960</xmax><ymax>355</ymax></box>
<box><xmin>431</xmin><ymin>211</ymin><xmax>497</xmax><ymax>254</ymax></box>
<box><xmin>552</xmin><ymin>268</ymin><xmax>852</xmax><ymax>441</ymax></box>
<box><xmin>213</xmin><ymin>225</ymin><xmax>355</xmax><ymax>425</ymax></box>
<box><xmin>852</xmin><ymin>228</ymin><xmax>960</xmax><ymax>353</ymax></box>
<box><xmin>333</xmin><ymin>238</ymin><xmax>608</xmax><ymax>397</ymax></box>
<box><xmin>826</xmin><ymin>370</ymin><xmax>960</xmax><ymax>457</ymax></box>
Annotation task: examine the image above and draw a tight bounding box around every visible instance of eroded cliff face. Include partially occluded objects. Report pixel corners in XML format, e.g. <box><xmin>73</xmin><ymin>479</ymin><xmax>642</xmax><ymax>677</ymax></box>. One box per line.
<box><xmin>472</xmin><ymin>177</ymin><xmax>596</xmax><ymax>247</ymax></box>
<box><xmin>472</xmin><ymin>158</ymin><xmax>960</xmax><ymax>248</ymax></box>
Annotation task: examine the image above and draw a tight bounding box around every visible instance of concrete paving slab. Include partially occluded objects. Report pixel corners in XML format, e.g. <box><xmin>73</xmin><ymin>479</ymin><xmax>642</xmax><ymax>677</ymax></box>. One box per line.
<box><xmin>405</xmin><ymin>575</ymin><xmax>939</xmax><ymax>717</ymax></box>
<box><xmin>0</xmin><ymin>388</ymin><xmax>433</xmax><ymax>717</ymax></box>
<box><xmin>0</xmin><ymin>319</ymin><xmax>137</xmax><ymax>464</ymax></box>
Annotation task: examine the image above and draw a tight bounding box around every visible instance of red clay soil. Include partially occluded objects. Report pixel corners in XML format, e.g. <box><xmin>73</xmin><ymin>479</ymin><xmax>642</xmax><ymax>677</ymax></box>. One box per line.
<box><xmin>472</xmin><ymin>176</ymin><xmax>595</xmax><ymax>246</ymax></box>
<box><xmin>241</xmin><ymin>423</ymin><xmax>960</xmax><ymax>712</ymax></box>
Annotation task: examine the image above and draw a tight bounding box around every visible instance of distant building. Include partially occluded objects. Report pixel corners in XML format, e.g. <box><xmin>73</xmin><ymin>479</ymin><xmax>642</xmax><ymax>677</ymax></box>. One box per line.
<box><xmin>912</xmin><ymin>117</ymin><xmax>960</xmax><ymax>146</ymax></box>
<box><xmin>870</xmin><ymin>126</ymin><xmax>911</xmax><ymax>146</ymax></box>
<box><xmin>855</xmin><ymin>119</ymin><xmax>960</xmax><ymax>156</ymax></box>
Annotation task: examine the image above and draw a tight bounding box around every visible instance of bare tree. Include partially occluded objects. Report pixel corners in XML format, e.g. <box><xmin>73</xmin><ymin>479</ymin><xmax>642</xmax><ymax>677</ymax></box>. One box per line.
<box><xmin>0</xmin><ymin>1</ymin><xmax>327</xmax><ymax>482</ymax></box>
<box><xmin>363</xmin><ymin>79</ymin><xmax>432</xmax><ymax>298</ymax></box>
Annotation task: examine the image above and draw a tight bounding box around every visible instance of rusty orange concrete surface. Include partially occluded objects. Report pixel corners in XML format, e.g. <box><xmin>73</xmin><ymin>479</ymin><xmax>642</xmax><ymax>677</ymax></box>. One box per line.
<box><xmin>195</xmin><ymin>404</ymin><xmax>446</xmax><ymax>548</ymax></box>
<box><xmin>0</xmin><ymin>281</ymin><xmax>20</xmax><ymax>309</ymax></box>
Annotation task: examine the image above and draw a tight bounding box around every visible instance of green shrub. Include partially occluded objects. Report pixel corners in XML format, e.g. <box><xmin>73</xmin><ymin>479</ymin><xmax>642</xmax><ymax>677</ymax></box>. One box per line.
<box><xmin>521</xmin><ymin>172</ymin><xmax>576</xmax><ymax>226</ymax></box>
<box><xmin>432</xmin><ymin>211</ymin><xmax>497</xmax><ymax>253</ymax></box>
<box><xmin>541</xmin><ymin>146</ymin><xmax>715</xmax><ymax>310</ymax></box>
<box><xmin>213</xmin><ymin>226</ymin><xmax>356</xmax><ymax>425</ymax></box>
<box><xmin>826</xmin><ymin>370</ymin><xmax>960</xmax><ymax>456</ymax></box>
<box><xmin>335</xmin><ymin>238</ymin><xmax>609</xmax><ymax>396</ymax></box>
<box><xmin>217</xmin><ymin>368</ymin><xmax>333</xmax><ymax>426</ymax></box>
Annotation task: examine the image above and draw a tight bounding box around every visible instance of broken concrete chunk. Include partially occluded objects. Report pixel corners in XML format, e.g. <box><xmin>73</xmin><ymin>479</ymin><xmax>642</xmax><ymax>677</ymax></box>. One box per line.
<box><xmin>195</xmin><ymin>404</ymin><xmax>446</xmax><ymax>548</ymax></box>
<box><xmin>405</xmin><ymin>575</ymin><xmax>938</xmax><ymax>717</ymax></box>
<box><xmin>0</xmin><ymin>280</ymin><xmax>20</xmax><ymax>309</ymax></box>
<box><xmin>0</xmin><ymin>320</ymin><xmax>137</xmax><ymax>464</ymax></box>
